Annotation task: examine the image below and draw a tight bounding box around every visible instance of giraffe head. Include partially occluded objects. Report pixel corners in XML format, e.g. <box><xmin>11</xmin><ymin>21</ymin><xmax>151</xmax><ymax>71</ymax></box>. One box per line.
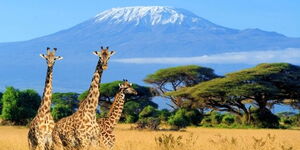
<box><xmin>40</xmin><ymin>47</ymin><xmax>63</xmax><ymax>67</ymax></box>
<box><xmin>119</xmin><ymin>79</ymin><xmax>138</xmax><ymax>95</ymax></box>
<box><xmin>93</xmin><ymin>46</ymin><xmax>115</xmax><ymax>70</ymax></box>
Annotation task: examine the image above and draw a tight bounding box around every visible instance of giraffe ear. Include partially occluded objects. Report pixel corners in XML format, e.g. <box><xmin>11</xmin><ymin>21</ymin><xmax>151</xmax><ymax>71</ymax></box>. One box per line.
<box><xmin>129</xmin><ymin>83</ymin><xmax>133</xmax><ymax>86</ymax></box>
<box><xmin>93</xmin><ymin>51</ymin><xmax>99</xmax><ymax>56</ymax></box>
<box><xmin>55</xmin><ymin>56</ymin><xmax>63</xmax><ymax>60</ymax></box>
<box><xmin>40</xmin><ymin>54</ymin><xmax>47</xmax><ymax>59</ymax></box>
<box><xmin>119</xmin><ymin>83</ymin><xmax>122</xmax><ymax>88</ymax></box>
<box><xmin>110</xmin><ymin>51</ymin><xmax>116</xmax><ymax>56</ymax></box>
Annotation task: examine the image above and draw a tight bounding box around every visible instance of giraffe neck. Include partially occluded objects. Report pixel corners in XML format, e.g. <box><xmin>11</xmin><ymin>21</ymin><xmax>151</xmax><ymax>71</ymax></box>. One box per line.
<box><xmin>78</xmin><ymin>59</ymin><xmax>103</xmax><ymax>113</ymax></box>
<box><xmin>37</xmin><ymin>65</ymin><xmax>53</xmax><ymax>114</ymax></box>
<box><xmin>107</xmin><ymin>89</ymin><xmax>126</xmax><ymax>128</ymax></box>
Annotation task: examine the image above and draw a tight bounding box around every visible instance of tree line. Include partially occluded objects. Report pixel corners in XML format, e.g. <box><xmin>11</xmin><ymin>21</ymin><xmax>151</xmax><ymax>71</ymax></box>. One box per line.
<box><xmin>0</xmin><ymin>63</ymin><xmax>299</xmax><ymax>129</ymax></box>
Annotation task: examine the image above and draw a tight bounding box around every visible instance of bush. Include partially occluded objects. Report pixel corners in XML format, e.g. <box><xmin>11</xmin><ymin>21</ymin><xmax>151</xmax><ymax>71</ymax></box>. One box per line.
<box><xmin>210</xmin><ymin>112</ymin><xmax>224</xmax><ymax>125</ymax></box>
<box><xmin>251</xmin><ymin>108</ymin><xmax>279</xmax><ymax>128</ymax></box>
<box><xmin>158</xmin><ymin>109</ymin><xmax>171</xmax><ymax>122</ymax></box>
<box><xmin>125</xmin><ymin>115</ymin><xmax>138</xmax><ymax>123</ymax></box>
<box><xmin>168</xmin><ymin>109</ymin><xmax>190</xmax><ymax>130</ymax></box>
<box><xmin>185</xmin><ymin>109</ymin><xmax>202</xmax><ymax>125</ymax></box>
<box><xmin>136</xmin><ymin>117</ymin><xmax>160</xmax><ymax>130</ymax></box>
<box><xmin>123</xmin><ymin>101</ymin><xmax>140</xmax><ymax>122</ymax></box>
<box><xmin>136</xmin><ymin>106</ymin><xmax>161</xmax><ymax>130</ymax></box>
<box><xmin>139</xmin><ymin>105</ymin><xmax>159</xmax><ymax>118</ymax></box>
<box><xmin>222</xmin><ymin>114</ymin><xmax>235</xmax><ymax>125</ymax></box>
<box><xmin>201</xmin><ymin>117</ymin><xmax>212</xmax><ymax>125</ymax></box>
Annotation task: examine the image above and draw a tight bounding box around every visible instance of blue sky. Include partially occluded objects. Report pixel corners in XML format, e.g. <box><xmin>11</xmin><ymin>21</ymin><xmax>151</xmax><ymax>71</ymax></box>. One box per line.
<box><xmin>0</xmin><ymin>0</ymin><xmax>299</xmax><ymax>42</ymax></box>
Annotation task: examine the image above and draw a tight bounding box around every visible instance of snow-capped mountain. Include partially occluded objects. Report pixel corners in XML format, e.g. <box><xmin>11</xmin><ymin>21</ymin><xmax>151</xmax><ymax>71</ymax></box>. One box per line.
<box><xmin>94</xmin><ymin>6</ymin><xmax>223</xmax><ymax>29</ymax></box>
<box><xmin>0</xmin><ymin>6</ymin><xmax>300</xmax><ymax>94</ymax></box>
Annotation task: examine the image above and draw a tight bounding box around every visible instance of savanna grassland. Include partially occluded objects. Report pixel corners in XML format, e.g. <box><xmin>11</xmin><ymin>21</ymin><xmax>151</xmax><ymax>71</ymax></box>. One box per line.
<box><xmin>0</xmin><ymin>124</ymin><xmax>299</xmax><ymax>150</ymax></box>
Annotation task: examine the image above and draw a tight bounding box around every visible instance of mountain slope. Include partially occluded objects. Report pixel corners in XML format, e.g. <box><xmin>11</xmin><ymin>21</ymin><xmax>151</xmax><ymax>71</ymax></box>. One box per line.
<box><xmin>0</xmin><ymin>6</ymin><xmax>300</xmax><ymax>94</ymax></box>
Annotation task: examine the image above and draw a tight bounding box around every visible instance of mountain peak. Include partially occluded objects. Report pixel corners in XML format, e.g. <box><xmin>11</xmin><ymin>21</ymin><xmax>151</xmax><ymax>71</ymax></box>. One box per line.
<box><xmin>93</xmin><ymin>6</ymin><xmax>216</xmax><ymax>27</ymax></box>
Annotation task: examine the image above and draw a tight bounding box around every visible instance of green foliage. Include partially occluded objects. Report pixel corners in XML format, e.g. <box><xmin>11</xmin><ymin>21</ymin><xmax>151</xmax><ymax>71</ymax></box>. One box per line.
<box><xmin>251</xmin><ymin>108</ymin><xmax>280</xmax><ymax>128</ymax></box>
<box><xmin>167</xmin><ymin>108</ymin><xmax>202</xmax><ymax>129</ymax></box>
<box><xmin>210</xmin><ymin>112</ymin><xmax>224</xmax><ymax>124</ymax></box>
<box><xmin>167</xmin><ymin>109</ymin><xmax>190</xmax><ymax>130</ymax></box>
<box><xmin>222</xmin><ymin>114</ymin><xmax>235</xmax><ymax>125</ymax></box>
<box><xmin>51</xmin><ymin>104</ymin><xmax>73</xmax><ymax>121</ymax></box>
<box><xmin>145</xmin><ymin>65</ymin><xmax>219</xmax><ymax>86</ymax></box>
<box><xmin>123</xmin><ymin>101</ymin><xmax>140</xmax><ymax>123</ymax></box>
<box><xmin>125</xmin><ymin>115</ymin><xmax>137</xmax><ymax>123</ymax></box>
<box><xmin>185</xmin><ymin>109</ymin><xmax>203</xmax><ymax>125</ymax></box>
<box><xmin>136</xmin><ymin>117</ymin><xmax>161</xmax><ymax>130</ymax></box>
<box><xmin>139</xmin><ymin>105</ymin><xmax>159</xmax><ymax>118</ymax></box>
<box><xmin>201</xmin><ymin>112</ymin><xmax>242</xmax><ymax>128</ymax></box>
<box><xmin>52</xmin><ymin>92</ymin><xmax>79</xmax><ymax>110</ymax></box>
<box><xmin>51</xmin><ymin>92</ymin><xmax>79</xmax><ymax>121</ymax></box>
<box><xmin>135</xmin><ymin>106</ymin><xmax>161</xmax><ymax>129</ymax></box>
<box><xmin>277</xmin><ymin>112</ymin><xmax>300</xmax><ymax>127</ymax></box>
<box><xmin>1</xmin><ymin>87</ymin><xmax>40</xmax><ymax>125</ymax></box>
<box><xmin>168</xmin><ymin>63</ymin><xmax>300</xmax><ymax>128</ymax></box>
<box><xmin>158</xmin><ymin>109</ymin><xmax>171</xmax><ymax>122</ymax></box>
<box><xmin>145</xmin><ymin>65</ymin><xmax>219</xmax><ymax>107</ymax></box>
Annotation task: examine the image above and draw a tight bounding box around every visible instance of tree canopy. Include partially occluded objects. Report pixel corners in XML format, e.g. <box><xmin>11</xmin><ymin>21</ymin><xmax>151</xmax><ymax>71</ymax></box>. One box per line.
<box><xmin>1</xmin><ymin>87</ymin><xmax>40</xmax><ymax>124</ymax></box>
<box><xmin>167</xmin><ymin>63</ymin><xmax>300</xmax><ymax>127</ymax></box>
<box><xmin>144</xmin><ymin>65</ymin><xmax>219</xmax><ymax>108</ymax></box>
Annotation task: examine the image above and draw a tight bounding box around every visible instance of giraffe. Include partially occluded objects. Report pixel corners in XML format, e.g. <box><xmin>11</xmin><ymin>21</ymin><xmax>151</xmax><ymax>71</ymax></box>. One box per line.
<box><xmin>28</xmin><ymin>47</ymin><xmax>63</xmax><ymax>150</ymax></box>
<box><xmin>97</xmin><ymin>80</ymin><xmax>138</xmax><ymax>150</ymax></box>
<box><xmin>51</xmin><ymin>47</ymin><xmax>115</xmax><ymax>150</ymax></box>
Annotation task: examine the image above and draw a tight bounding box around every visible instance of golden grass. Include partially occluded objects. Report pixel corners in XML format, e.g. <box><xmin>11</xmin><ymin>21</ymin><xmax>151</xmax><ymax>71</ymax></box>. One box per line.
<box><xmin>0</xmin><ymin>124</ymin><xmax>299</xmax><ymax>150</ymax></box>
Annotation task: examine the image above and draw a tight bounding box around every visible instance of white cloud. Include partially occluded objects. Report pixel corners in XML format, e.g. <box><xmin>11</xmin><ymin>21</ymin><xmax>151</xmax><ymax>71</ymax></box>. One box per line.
<box><xmin>112</xmin><ymin>48</ymin><xmax>300</xmax><ymax>64</ymax></box>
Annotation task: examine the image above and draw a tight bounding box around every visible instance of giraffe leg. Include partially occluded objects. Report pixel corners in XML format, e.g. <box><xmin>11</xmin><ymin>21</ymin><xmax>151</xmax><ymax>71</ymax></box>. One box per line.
<box><xmin>107</xmin><ymin>134</ymin><xmax>115</xmax><ymax>150</ymax></box>
<box><xmin>77</xmin><ymin>137</ymin><xmax>91</xmax><ymax>150</ymax></box>
<box><xmin>28</xmin><ymin>129</ymin><xmax>38</xmax><ymax>150</ymax></box>
<box><xmin>28</xmin><ymin>139</ymin><xmax>37</xmax><ymax>150</ymax></box>
<box><xmin>51</xmin><ymin>131</ymin><xmax>64</xmax><ymax>150</ymax></box>
<box><xmin>45</xmin><ymin>135</ymin><xmax>53</xmax><ymax>150</ymax></box>
<box><xmin>36</xmin><ymin>143</ymin><xmax>46</xmax><ymax>150</ymax></box>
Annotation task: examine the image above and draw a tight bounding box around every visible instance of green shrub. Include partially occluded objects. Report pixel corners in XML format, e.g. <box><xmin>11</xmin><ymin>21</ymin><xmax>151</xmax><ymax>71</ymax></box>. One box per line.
<box><xmin>211</xmin><ymin>112</ymin><xmax>224</xmax><ymax>125</ymax></box>
<box><xmin>251</xmin><ymin>108</ymin><xmax>279</xmax><ymax>128</ymax></box>
<box><xmin>185</xmin><ymin>109</ymin><xmax>203</xmax><ymax>126</ymax></box>
<box><xmin>139</xmin><ymin>105</ymin><xmax>159</xmax><ymax>118</ymax></box>
<box><xmin>136</xmin><ymin>117</ymin><xmax>160</xmax><ymax>130</ymax></box>
<box><xmin>168</xmin><ymin>109</ymin><xmax>190</xmax><ymax>130</ymax></box>
<box><xmin>158</xmin><ymin>109</ymin><xmax>171</xmax><ymax>122</ymax></box>
<box><xmin>125</xmin><ymin>115</ymin><xmax>138</xmax><ymax>123</ymax></box>
<box><xmin>222</xmin><ymin>114</ymin><xmax>235</xmax><ymax>125</ymax></box>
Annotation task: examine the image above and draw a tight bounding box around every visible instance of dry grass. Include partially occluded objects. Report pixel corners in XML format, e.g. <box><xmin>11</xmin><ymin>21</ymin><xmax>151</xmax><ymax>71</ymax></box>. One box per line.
<box><xmin>0</xmin><ymin>124</ymin><xmax>299</xmax><ymax>150</ymax></box>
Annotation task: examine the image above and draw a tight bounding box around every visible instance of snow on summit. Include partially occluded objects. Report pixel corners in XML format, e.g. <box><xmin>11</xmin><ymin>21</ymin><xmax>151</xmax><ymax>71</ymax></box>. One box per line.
<box><xmin>94</xmin><ymin>6</ymin><xmax>217</xmax><ymax>27</ymax></box>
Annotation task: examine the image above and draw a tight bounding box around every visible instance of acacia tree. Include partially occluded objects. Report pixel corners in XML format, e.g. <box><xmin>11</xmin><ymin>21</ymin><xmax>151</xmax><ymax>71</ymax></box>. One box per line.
<box><xmin>168</xmin><ymin>63</ymin><xmax>300</xmax><ymax>127</ymax></box>
<box><xmin>144</xmin><ymin>65</ymin><xmax>219</xmax><ymax>108</ymax></box>
<box><xmin>79</xmin><ymin>81</ymin><xmax>157</xmax><ymax>120</ymax></box>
